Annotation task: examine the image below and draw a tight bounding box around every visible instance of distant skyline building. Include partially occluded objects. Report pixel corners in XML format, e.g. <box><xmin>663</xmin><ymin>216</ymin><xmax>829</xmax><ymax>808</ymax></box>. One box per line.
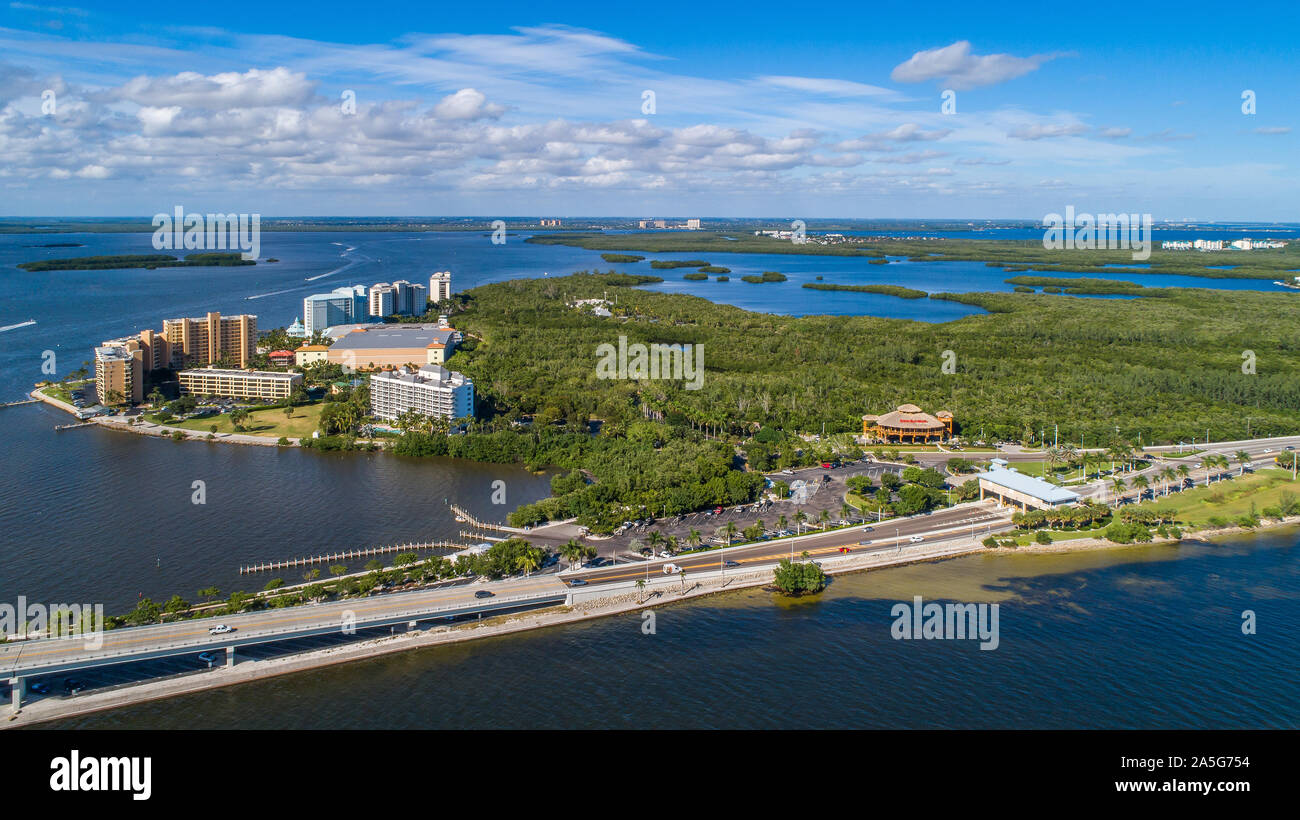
<box><xmin>304</xmin><ymin>286</ymin><xmax>367</xmax><ymax>335</ymax></box>
<box><xmin>370</xmin><ymin>364</ymin><xmax>474</xmax><ymax>422</ymax></box>
<box><xmin>368</xmin><ymin>280</ymin><xmax>427</xmax><ymax>318</ymax></box>
<box><xmin>430</xmin><ymin>271</ymin><xmax>452</xmax><ymax>303</ymax></box>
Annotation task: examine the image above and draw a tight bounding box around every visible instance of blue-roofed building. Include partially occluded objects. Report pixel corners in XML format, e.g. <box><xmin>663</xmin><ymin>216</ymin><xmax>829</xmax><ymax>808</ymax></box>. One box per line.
<box><xmin>974</xmin><ymin>464</ymin><xmax>1080</xmax><ymax>511</ymax></box>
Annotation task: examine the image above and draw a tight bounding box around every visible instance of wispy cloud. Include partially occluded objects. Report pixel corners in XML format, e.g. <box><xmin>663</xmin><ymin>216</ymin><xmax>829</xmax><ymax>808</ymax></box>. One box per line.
<box><xmin>890</xmin><ymin>40</ymin><xmax>1062</xmax><ymax>89</ymax></box>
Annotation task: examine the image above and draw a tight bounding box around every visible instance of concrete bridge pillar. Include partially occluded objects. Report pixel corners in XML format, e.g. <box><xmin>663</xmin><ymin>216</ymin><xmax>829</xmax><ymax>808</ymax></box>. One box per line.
<box><xmin>9</xmin><ymin>676</ymin><xmax>24</xmax><ymax>713</ymax></box>
<box><xmin>225</xmin><ymin>646</ymin><xmax>236</xmax><ymax>668</ymax></box>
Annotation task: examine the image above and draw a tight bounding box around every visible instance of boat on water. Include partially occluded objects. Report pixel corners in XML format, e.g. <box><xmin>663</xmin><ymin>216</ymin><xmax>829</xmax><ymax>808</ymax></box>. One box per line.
<box><xmin>1273</xmin><ymin>280</ymin><xmax>1300</xmax><ymax>290</ymax></box>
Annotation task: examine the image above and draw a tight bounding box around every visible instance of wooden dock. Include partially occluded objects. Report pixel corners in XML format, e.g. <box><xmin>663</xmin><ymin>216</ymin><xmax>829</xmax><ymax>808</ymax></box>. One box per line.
<box><xmin>1</xmin><ymin>398</ymin><xmax>38</xmax><ymax>408</ymax></box>
<box><xmin>449</xmin><ymin>503</ymin><xmax>513</xmax><ymax>533</ymax></box>
<box><xmin>54</xmin><ymin>422</ymin><xmax>93</xmax><ymax>431</ymax></box>
<box><xmin>238</xmin><ymin>540</ymin><xmax>471</xmax><ymax>575</ymax></box>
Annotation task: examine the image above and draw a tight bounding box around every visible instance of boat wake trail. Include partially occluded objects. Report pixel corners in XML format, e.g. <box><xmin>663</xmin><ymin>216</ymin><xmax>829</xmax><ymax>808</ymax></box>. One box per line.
<box><xmin>0</xmin><ymin>319</ymin><xmax>37</xmax><ymax>333</ymax></box>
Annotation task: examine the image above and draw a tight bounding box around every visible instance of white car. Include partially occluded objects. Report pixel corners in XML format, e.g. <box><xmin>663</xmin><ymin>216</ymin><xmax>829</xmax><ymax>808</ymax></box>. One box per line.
<box><xmin>662</xmin><ymin>563</ymin><xmax>681</xmax><ymax>574</ymax></box>
<box><xmin>658</xmin><ymin>550</ymin><xmax>672</xmax><ymax>558</ymax></box>
<box><xmin>208</xmin><ymin>624</ymin><xmax>234</xmax><ymax>635</ymax></box>
<box><xmin>909</xmin><ymin>535</ymin><xmax>924</xmax><ymax>543</ymax></box>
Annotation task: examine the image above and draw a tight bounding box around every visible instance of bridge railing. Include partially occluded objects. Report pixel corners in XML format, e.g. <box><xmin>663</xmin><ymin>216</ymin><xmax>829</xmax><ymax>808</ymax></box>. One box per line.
<box><xmin>2</xmin><ymin>590</ymin><xmax>568</xmax><ymax>674</ymax></box>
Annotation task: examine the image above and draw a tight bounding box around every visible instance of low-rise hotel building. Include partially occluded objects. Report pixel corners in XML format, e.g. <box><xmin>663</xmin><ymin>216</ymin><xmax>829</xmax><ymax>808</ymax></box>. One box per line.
<box><xmin>370</xmin><ymin>364</ymin><xmax>474</xmax><ymax>421</ymax></box>
<box><xmin>178</xmin><ymin>367</ymin><xmax>303</xmax><ymax>402</ymax></box>
<box><xmin>326</xmin><ymin>324</ymin><xmax>458</xmax><ymax>372</ymax></box>
<box><xmin>295</xmin><ymin>344</ymin><xmax>331</xmax><ymax>367</ymax></box>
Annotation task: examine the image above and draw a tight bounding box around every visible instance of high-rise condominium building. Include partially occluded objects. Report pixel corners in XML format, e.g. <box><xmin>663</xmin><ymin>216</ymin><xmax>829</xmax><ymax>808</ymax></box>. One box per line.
<box><xmin>304</xmin><ymin>286</ymin><xmax>368</xmax><ymax>335</ymax></box>
<box><xmin>430</xmin><ymin>271</ymin><xmax>452</xmax><ymax>303</ymax></box>
<box><xmin>370</xmin><ymin>364</ymin><xmax>474</xmax><ymax>421</ymax></box>
<box><xmin>94</xmin><ymin>344</ymin><xmax>143</xmax><ymax>405</ymax></box>
<box><xmin>369</xmin><ymin>280</ymin><xmax>427</xmax><ymax>318</ymax></box>
<box><xmin>162</xmin><ymin>312</ymin><xmax>257</xmax><ymax>369</ymax></box>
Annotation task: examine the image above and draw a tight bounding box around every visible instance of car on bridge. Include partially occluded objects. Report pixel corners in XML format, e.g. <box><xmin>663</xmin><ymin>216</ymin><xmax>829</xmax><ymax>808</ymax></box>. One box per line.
<box><xmin>909</xmin><ymin>535</ymin><xmax>924</xmax><ymax>543</ymax></box>
<box><xmin>474</xmin><ymin>590</ymin><xmax>495</xmax><ymax>599</ymax></box>
<box><xmin>663</xmin><ymin>563</ymin><xmax>681</xmax><ymax>574</ymax></box>
<box><xmin>208</xmin><ymin>624</ymin><xmax>234</xmax><ymax>635</ymax></box>
<box><xmin>567</xmin><ymin>579</ymin><xmax>588</xmax><ymax>587</ymax></box>
<box><xmin>838</xmin><ymin>547</ymin><xmax>852</xmax><ymax>554</ymax></box>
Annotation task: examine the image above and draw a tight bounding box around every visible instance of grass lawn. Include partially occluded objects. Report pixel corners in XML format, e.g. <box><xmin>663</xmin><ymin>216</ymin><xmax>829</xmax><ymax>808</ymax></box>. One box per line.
<box><xmin>1145</xmin><ymin>468</ymin><xmax>1299</xmax><ymax>527</ymax></box>
<box><xmin>171</xmin><ymin>402</ymin><xmax>325</xmax><ymax>438</ymax></box>
<box><xmin>40</xmin><ymin>379</ymin><xmax>92</xmax><ymax>405</ymax></box>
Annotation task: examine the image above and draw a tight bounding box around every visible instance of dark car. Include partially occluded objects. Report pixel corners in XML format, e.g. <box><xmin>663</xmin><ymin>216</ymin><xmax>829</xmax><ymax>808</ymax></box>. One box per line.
<box><xmin>29</xmin><ymin>681</ymin><xmax>50</xmax><ymax>695</ymax></box>
<box><xmin>724</xmin><ymin>560</ymin><xmax>740</xmax><ymax>568</ymax></box>
<box><xmin>62</xmin><ymin>678</ymin><xmax>86</xmax><ymax>695</ymax></box>
<box><xmin>474</xmin><ymin>590</ymin><xmax>494</xmax><ymax>599</ymax></box>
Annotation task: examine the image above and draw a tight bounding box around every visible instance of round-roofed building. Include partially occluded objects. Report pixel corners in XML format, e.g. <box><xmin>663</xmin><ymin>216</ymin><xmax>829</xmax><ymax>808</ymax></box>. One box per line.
<box><xmin>862</xmin><ymin>404</ymin><xmax>954</xmax><ymax>443</ymax></box>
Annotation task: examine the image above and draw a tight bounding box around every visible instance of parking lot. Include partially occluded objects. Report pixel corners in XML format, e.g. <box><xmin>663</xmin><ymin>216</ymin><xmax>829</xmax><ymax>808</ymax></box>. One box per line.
<box><xmin>585</xmin><ymin>459</ymin><xmax>902</xmax><ymax>561</ymax></box>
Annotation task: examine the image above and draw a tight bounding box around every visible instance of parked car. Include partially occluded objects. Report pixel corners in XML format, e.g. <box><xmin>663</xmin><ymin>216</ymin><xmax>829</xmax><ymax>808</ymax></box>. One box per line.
<box><xmin>658</xmin><ymin>550</ymin><xmax>672</xmax><ymax>558</ymax></box>
<box><xmin>62</xmin><ymin>678</ymin><xmax>85</xmax><ymax>695</ymax></box>
<box><xmin>821</xmin><ymin>462</ymin><xmax>833</xmax><ymax>469</ymax></box>
<box><xmin>198</xmin><ymin>652</ymin><xmax>216</xmax><ymax>664</ymax></box>
<box><xmin>713</xmin><ymin>506</ymin><xmax>724</xmax><ymax>514</ymax></box>
<box><xmin>208</xmin><ymin>624</ymin><xmax>234</xmax><ymax>634</ymax></box>
<box><xmin>28</xmin><ymin>681</ymin><xmax>49</xmax><ymax>695</ymax></box>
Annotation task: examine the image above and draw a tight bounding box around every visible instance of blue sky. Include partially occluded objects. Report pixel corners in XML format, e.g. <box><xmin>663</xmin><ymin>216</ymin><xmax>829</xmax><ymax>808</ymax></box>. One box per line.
<box><xmin>2</xmin><ymin>0</ymin><xmax>1298</xmax><ymax>218</ymax></box>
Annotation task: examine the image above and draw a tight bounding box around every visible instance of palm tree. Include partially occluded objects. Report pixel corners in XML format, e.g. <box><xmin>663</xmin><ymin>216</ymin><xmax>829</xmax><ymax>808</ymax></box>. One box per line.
<box><xmin>687</xmin><ymin>528</ymin><xmax>701</xmax><ymax>549</ymax></box>
<box><xmin>1176</xmin><ymin>464</ymin><xmax>1190</xmax><ymax>490</ymax></box>
<box><xmin>665</xmin><ymin>535</ymin><xmax>679</xmax><ymax>555</ymax></box>
<box><xmin>777</xmin><ymin>513</ymin><xmax>788</xmax><ymax>532</ymax></box>
<box><xmin>1236</xmin><ymin>450</ymin><xmax>1251</xmax><ymax>476</ymax></box>
<box><xmin>646</xmin><ymin>530</ymin><xmax>664</xmax><ymax>553</ymax></box>
<box><xmin>794</xmin><ymin>510</ymin><xmax>807</xmax><ymax>534</ymax></box>
<box><xmin>515</xmin><ymin>550</ymin><xmax>539</xmax><ymax>577</ymax></box>
<box><xmin>1160</xmin><ymin>467</ymin><xmax>1177</xmax><ymax>496</ymax></box>
<box><xmin>1110</xmin><ymin>476</ymin><xmax>1126</xmax><ymax>507</ymax></box>
<box><xmin>817</xmin><ymin>509</ymin><xmax>830</xmax><ymax>528</ymax></box>
<box><xmin>1132</xmin><ymin>474</ymin><xmax>1150</xmax><ymax>499</ymax></box>
<box><xmin>840</xmin><ymin>501</ymin><xmax>853</xmax><ymax>523</ymax></box>
<box><xmin>721</xmin><ymin>521</ymin><xmax>738</xmax><ymax>546</ymax></box>
<box><xmin>635</xmin><ymin>578</ymin><xmax>646</xmax><ymax>604</ymax></box>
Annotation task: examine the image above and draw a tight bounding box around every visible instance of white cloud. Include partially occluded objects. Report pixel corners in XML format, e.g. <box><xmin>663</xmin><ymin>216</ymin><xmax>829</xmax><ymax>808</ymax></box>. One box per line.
<box><xmin>117</xmin><ymin>67</ymin><xmax>315</xmax><ymax>108</ymax></box>
<box><xmin>1009</xmin><ymin>122</ymin><xmax>1088</xmax><ymax>140</ymax></box>
<box><xmin>432</xmin><ymin>88</ymin><xmax>504</xmax><ymax>120</ymax></box>
<box><xmin>890</xmin><ymin>41</ymin><xmax>1059</xmax><ymax>90</ymax></box>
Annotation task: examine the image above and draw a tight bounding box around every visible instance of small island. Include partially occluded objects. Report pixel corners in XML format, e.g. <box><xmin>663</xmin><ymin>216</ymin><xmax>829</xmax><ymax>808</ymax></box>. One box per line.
<box><xmin>18</xmin><ymin>252</ymin><xmax>256</xmax><ymax>272</ymax></box>
<box><xmin>802</xmin><ymin>283</ymin><xmax>926</xmax><ymax>299</ymax></box>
